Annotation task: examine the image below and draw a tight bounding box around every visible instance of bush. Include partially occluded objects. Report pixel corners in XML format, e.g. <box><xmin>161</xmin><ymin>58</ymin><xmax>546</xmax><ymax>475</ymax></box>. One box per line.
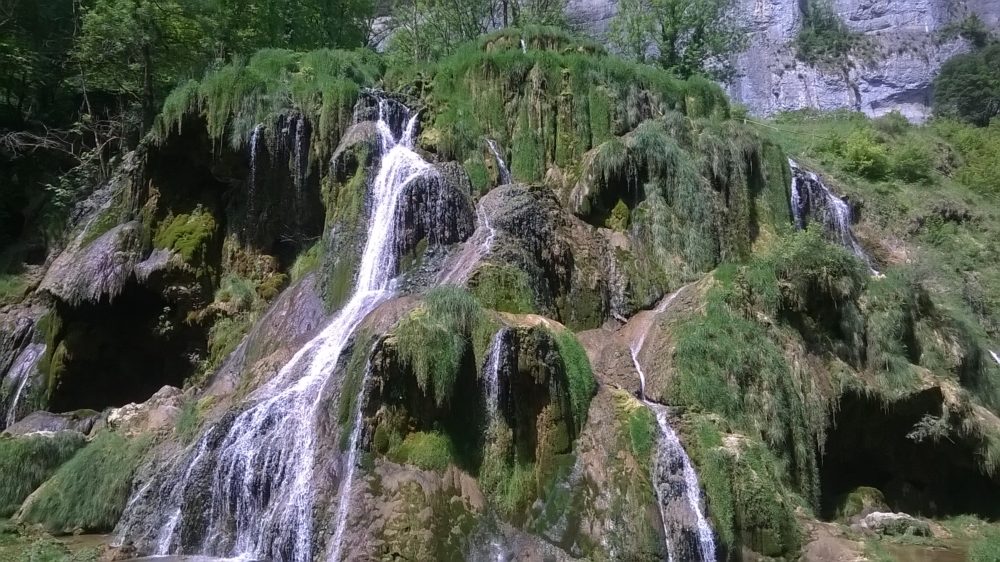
<box><xmin>21</xmin><ymin>431</ymin><xmax>153</xmax><ymax>533</ymax></box>
<box><xmin>841</xmin><ymin>129</ymin><xmax>889</xmax><ymax>180</ymax></box>
<box><xmin>890</xmin><ymin>139</ymin><xmax>934</xmax><ymax>183</ymax></box>
<box><xmin>0</xmin><ymin>433</ymin><xmax>86</xmax><ymax>517</ymax></box>
<box><xmin>934</xmin><ymin>44</ymin><xmax>1000</xmax><ymax>127</ymax></box>
<box><xmin>152</xmin><ymin>207</ymin><xmax>217</xmax><ymax>266</ymax></box>
<box><xmin>795</xmin><ymin>0</ymin><xmax>858</xmax><ymax>65</ymax></box>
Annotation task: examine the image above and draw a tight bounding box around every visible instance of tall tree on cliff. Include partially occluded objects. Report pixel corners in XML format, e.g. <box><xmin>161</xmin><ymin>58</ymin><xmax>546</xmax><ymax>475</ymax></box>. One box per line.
<box><xmin>610</xmin><ymin>0</ymin><xmax>744</xmax><ymax>79</ymax></box>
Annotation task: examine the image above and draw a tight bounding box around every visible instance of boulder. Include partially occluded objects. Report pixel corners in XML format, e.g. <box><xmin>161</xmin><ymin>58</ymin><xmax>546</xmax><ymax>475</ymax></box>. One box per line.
<box><xmin>107</xmin><ymin>385</ymin><xmax>183</xmax><ymax>436</ymax></box>
<box><xmin>859</xmin><ymin>511</ymin><xmax>931</xmax><ymax>537</ymax></box>
<box><xmin>4</xmin><ymin>410</ymin><xmax>100</xmax><ymax>437</ymax></box>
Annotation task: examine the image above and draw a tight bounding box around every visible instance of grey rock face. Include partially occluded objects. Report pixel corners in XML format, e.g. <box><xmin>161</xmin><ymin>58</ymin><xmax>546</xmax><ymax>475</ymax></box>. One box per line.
<box><xmin>566</xmin><ymin>0</ymin><xmax>1000</xmax><ymax>120</ymax></box>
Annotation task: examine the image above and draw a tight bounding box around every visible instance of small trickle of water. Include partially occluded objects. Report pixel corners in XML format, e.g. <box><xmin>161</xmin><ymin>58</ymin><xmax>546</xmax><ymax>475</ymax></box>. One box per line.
<box><xmin>328</xmin><ymin>359</ymin><xmax>374</xmax><ymax>562</ymax></box>
<box><xmin>788</xmin><ymin>159</ymin><xmax>877</xmax><ymax>274</ymax></box>
<box><xmin>627</xmin><ymin>288</ymin><xmax>716</xmax><ymax>562</ymax></box>
<box><xmin>3</xmin><ymin>343</ymin><xmax>45</xmax><ymax>429</ymax></box>
<box><xmin>485</xmin><ymin>139</ymin><xmax>511</xmax><ymax>185</ymax></box>
<box><xmin>990</xmin><ymin>350</ymin><xmax>1000</xmax><ymax>367</ymax></box>
<box><xmin>482</xmin><ymin>328</ymin><xmax>511</xmax><ymax>419</ymax></box>
<box><xmin>520</xmin><ymin>38</ymin><xmax>527</xmax><ymax>53</ymax></box>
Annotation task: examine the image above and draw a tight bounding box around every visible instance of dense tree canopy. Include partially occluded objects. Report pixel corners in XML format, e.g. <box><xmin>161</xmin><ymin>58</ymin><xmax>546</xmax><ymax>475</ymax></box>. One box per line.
<box><xmin>934</xmin><ymin>43</ymin><xmax>1000</xmax><ymax>127</ymax></box>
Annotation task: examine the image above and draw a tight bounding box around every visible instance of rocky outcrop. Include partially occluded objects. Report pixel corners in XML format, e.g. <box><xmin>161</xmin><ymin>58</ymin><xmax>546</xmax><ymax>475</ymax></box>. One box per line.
<box><xmin>859</xmin><ymin>511</ymin><xmax>931</xmax><ymax>537</ymax></box>
<box><xmin>565</xmin><ymin>0</ymin><xmax>1000</xmax><ymax>120</ymax></box>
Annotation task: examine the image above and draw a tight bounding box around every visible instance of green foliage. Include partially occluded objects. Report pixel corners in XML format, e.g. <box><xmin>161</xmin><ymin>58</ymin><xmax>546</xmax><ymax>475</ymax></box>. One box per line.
<box><xmin>970</xmin><ymin>529</ymin><xmax>1000</xmax><ymax>562</ymax></box>
<box><xmin>0</xmin><ymin>523</ymin><xmax>100</xmax><ymax>562</ymax></box>
<box><xmin>934</xmin><ymin>44</ymin><xmax>1000</xmax><ymax>127</ymax></box>
<box><xmin>609</xmin><ymin>0</ymin><xmax>745</xmax><ymax>79</ymax></box>
<box><xmin>795</xmin><ymin>0</ymin><xmax>859</xmax><ymax>65</ymax></box>
<box><xmin>841</xmin><ymin>129</ymin><xmax>889</xmax><ymax>180</ymax></box>
<box><xmin>389</xmin><ymin>431</ymin><xmax>455</xmax><ymax>471</ymax></box>
<box><xmin>935</xmin><ymin>119</ymin><xmax>1000</xmax><ymax>195</ymax></box>
<box><xmin>393</xmin><ymin>286</ymin><xmax>484</xmax><ymax>407</ymax></box>
<box><xmin>470</xmin><ymin>263</ymin><xmax>536</xmax><ymax>314</ymax></box>
<box><xmin>0</xmin><ymin>273</ymin><xmax>30</xmax><ymax>305</ymax></box>
<box><xmin>155</xmin><ymin>49</ymin><xmax>381</xmax><ymax>152</ymax></box>
<box><xmin>415</xmin><ymin>28</ymin><xmax>730</xmax><ymax>171</ymax></box>
<box><xmin>336</xmin><ymin>334</ymin><xmax>374</xmax><ymax>449</ymax></box>
<box><xmin>686</xmin><ymin>416</ymin><xmax>802</xmax><ymax>557</ymax></box>
<box><xmin>889</xmin><ymin>138</ymin><xmax>934</xmax><ymax>183</ymax></box>
<box><xmin>862</xmin><ymin>269</ymin><xmax>923</xmax><ymax>391</ymax></box>
<box><xmin>21</xmin><ymin>431</ymin><xmax>153</xmax><ymax>533</ymax></box>
<box><xmin>606</xmin><ymin>199</ymin><xmax>631</xmax><ymax>231</ymax></box>
<box><xmin>551</xmin><ymin>329</ymin><xmax>596</xmax><ymax>431</ymax></box>
<box><xmin>0</xmin><ymin>433</ymin><xmax>86</xmax><ymax>517</ymax></box>
<box><xmin>152</xmin><ymin>207</ymin><xmax>216</xmax><ymax>265</ymax></box>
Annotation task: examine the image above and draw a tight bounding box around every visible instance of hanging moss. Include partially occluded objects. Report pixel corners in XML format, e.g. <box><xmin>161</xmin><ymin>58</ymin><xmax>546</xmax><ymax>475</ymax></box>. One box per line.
<box><xmin>0</xmin><ymin>433</ymin><xmax>86</xmax><ymax>517</ymax></box>
<box><xmin>21</xmin><ymin>430</ymin><xmax>153</xmax><ymax>534</ymax></box>
<box><xmin>550</xmin><ymin>329</ymin><xmax>596</xmax><ymax>431</ymax></box>
<box><xmin>469</xmin><ymin>263</ymin><xmax>536</xmax><ymax>314</ymax></box>
<box><xmin>154</xmin><ymin>48</ymin><xmax>381</xmax><ymax>159</ymax></box>
<box><xmin>391</xmin><ymin>287</ymin><xmax>485</xmax><ymax>407</ymax></box>
<box><xmin>152</xmin><ymin>206</ymin><xmax>217</xmax><ymax>266</ymax></box>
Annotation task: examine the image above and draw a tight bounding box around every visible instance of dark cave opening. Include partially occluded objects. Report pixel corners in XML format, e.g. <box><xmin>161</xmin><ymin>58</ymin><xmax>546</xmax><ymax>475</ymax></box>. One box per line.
<box><xmin>48</xmin><ymin>281</ymin><xmax>207</xmax><ymax>412</ymax></box>
<box><xmin>580</xmin><ymin>164</ymin><xmax>648</xmax><ymax>229</ymax></box>
<box><xmin>820</xmin><ymin>389</ymin><xmax>1000</xmax><ymax>520</ymax></box>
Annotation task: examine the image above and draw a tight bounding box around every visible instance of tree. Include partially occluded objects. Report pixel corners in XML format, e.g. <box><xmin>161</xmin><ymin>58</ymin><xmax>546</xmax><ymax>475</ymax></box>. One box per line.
<box><xmin>934</xmin><ymin>44</ymin><xmax>1000</xmax><ymax>127</ymax></box>
<box><xmin>610</xmin><ymin>0</ymin><xmax>744</xmax><ymax>79</ymax></box>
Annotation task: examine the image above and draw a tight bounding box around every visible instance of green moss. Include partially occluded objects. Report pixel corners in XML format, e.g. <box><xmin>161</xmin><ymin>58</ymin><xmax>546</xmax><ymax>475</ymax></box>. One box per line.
<box><xmin>0</xmin><ymin>433</ymin><xmax>86</xmax><ymax>517</ymax></box>
<box><xmin>606</xmin><ymin>199</ymin><xmax>630</xmax><ymax>231</ymax></box>
<box><xmin>155</xmin><ymin>49</ymin><xmax>381</xmax><ymax>156</ymax></box>
<box><xmin>0</xmin><ymin>274</ymin><xmax>30</xmax><ymax>305</ymax></box>
<box><xmin>470</xmin><ymin>263</ymin><xmax>536</xmax><ymax>314</ymax></box>
<box><xmin>336</xmin><ymin>334</ymin><xmax>375</xmax><ymax>449</ymax></box>
<box><xmin>175</xmin><ymin>396</ymin><xmax>200</xmax><ymax>444</ymax></box>
<box><xmin>550</xmin><ymin>329</ymin><xmax>596</xmax><ymax>431</ymax></box>
<box><xmin>389</xmin><ymin>431</ymin><xmax>455</xmax><ymax>471</ymax></box>
<box><xmin>511</xmin><ymin>106</ymin><xmax>544</xmax><ymax>182</ymax></box>
<box><xmin>463</xmin><ymin>155</ymin><xmax>490</xmax><ymax>195</ymax></box>
<box><xmin>152</xmin><ymin>207</ymin><xmax>217</xmax><ymax>266</ymax></box>
<box><xmin>289</xmin><ymin>242</ymin><xmax>322</xmax><ymax>282</ymax></box>
<box><xmin>834</xmin><ymin>486</ymin><xmax>886</xmax><ymax>521</ymax></box>
<box><xmin>392</xmin><ymin>287</ymin><xmax>484</xmax><ymax>407</ymax></box>
<box><xmin>686</xmin><ymin>417</ymin><xmax>802</xmax><ymax>557</ymax></box>
<box><xmin>627</xmin><ymin>405</ymin><xmax>656</xmax><ymax>464</ymax></box>
<box><xmin>970</xmin><ymin>529</ymin><xmax>1000</xmax><ymax>562</ymax></box>
<box><xmin>21</xmin><ymin>431</ymin><xmax>153</xmax><ymax>534</ymax></box>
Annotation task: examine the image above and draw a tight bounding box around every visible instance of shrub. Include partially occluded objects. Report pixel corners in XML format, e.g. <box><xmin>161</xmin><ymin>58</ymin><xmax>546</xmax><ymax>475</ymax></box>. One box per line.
<box><xmin>934</xmin><ymin>44</ymin><xmax>1000</xmax><ymax>127</ymax></box>
<box><xmin>0</xmin><ymin>433</ymin><xmax>86</xmax><ymax>517</ymax></box>
<box><xmin>289</xmin><ymin>242</ymin><xmax>322</xmax><ymax>282</ymax></box>
<box><xmin>152</xmin><ymin>207</ymin><xmax>217</xmax><ymax>266</ymax></box>
<box><xmin>841</xmin><ymin>129</ymin><xmax>889</xmax><ymax>180</ymax></box>
<box><xmin>890</xmin><ymin>139</ymin><xmax>934</xmax><ymax>183</ymax></box>
<box><xmin>21</xmin><ymin>431</ymin><xmax>153</xmax><ymax>533</ymax></box>
<box><xmin>795</xmin><ymin>0</ymin><xmax>858</xmax><ymax>65</ymax></box>
<box><xmin>873</xmin><ymin>110</ymin><xmax>910</xmax><ymax>136</ymax></box>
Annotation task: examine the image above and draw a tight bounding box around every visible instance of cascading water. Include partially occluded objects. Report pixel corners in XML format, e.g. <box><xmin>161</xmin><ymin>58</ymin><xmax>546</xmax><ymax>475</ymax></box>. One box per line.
<box><xmin>482</xmin><ymin>328</ymin><xmax>510</xmax><ymax>419</ymax></box>
<box><xmin>116</xmin><ymin>96</ymin><xmax>435</xmax><ymax>562</ymax></box>
<box><xmin>627</xmin><ymin>289</ymin><xmax>716</xmax><ymax>562</ymax></box>
<box><xmin>328</xmin><ymin>359</ymin><xmax>374</xmax><ymax>562</ymax></box>
<box><xmin>2</xmin><ymin>343</ymin><xmax>45</xmax><ymax>429</ymax></box>
<box><xmin>788</xmin><ymin>159</ymin><xmax>876</xmax><ymax>273</ymax></box>
<box><xmin>486</xmin><ymin>139</ymin><xmax>511</xmax><ymax>185</ymax></box>
<box><xmin>991</xmin><ymin>350</ymin><xmax>1000</xmax><ymax>367</ymax></box>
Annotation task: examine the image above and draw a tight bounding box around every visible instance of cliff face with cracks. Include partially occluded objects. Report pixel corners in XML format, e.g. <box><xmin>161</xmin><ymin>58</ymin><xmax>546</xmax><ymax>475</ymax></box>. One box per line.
<box><xmin>565</xmin><ymin>0</ymin><xmax>1000</xmax><ymax>120</ymax></box>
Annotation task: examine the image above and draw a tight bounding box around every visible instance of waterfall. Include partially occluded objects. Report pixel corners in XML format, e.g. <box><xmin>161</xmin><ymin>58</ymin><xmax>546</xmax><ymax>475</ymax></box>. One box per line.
<box><xmin>117</xmin><ymin>97</ymin><xmax>435</xmax><ymax>562</ymax></box>
<box><xmin>2</xmin><ymin>343</ymin><xmax>45</xmax><ymax>429</ymax></box>
<box><xmin>328</xmin><ymin>359</ymin><xmax>374</xmax><ymax>562</ymax></box>
<box><xmin>486</xmin><ymin>139</ymin><xmax>511</xmax><ymax>185</ymax></box>
<box><xmin>520</xmin><ymin>38</ymin><xmax>527</xmax><ymax>53</ymax></box>
<box><xmin>627</xmin><ymin>289</ymin><xmax>716</xmax><ymax>562</ymax></box>
<box><xmin>483</xmin><ymin>328</ymin><xmax>512</xmax><ymax>420</ymax></box>
<box><xmin>788</xmin><ymin>159</ymin><xmax>876</xmax><ymax>273</ymax></box>
<box><xmin>991</xmin><ymin>350</ymin><xmax>1000</xmax><ymax>367</ymax></box>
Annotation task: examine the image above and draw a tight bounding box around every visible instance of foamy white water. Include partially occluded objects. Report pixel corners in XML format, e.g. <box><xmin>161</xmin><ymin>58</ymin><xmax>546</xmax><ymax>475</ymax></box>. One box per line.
<box><xmin>3</xmin><ymin>343</ymin><xmax>44</xmax><ymax>428</ymax></box>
